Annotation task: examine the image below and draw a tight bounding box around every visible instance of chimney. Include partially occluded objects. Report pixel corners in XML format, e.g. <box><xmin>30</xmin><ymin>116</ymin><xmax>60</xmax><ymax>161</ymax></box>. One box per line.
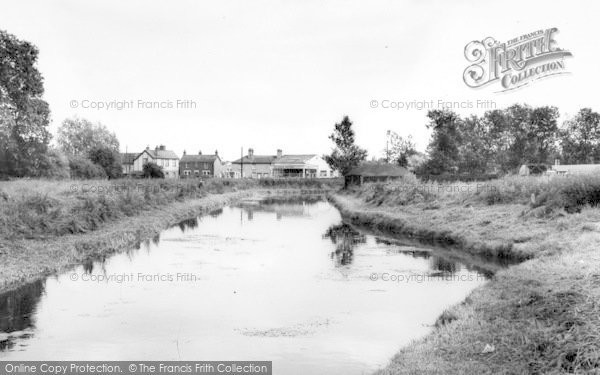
<box><xmin>248</xmin><ymin>148</ymin><xmax>254</xmax><ymax>157</ymax></box>
<box><xmin>555</xmin><ymin>159</ymin><xmax>560</xmax><ymax>166</ymax></box>
<box><xmin>198</xmin><ymin>150</ymin><xmax>202</xmax><ymax>155</ymax></box>
<box><xmin>146</xmin><ymin>145</ymin><xmax>150</xmax><ymax>150</ymax></box>
<box><xmin>183</xmin><ymin>150</ymin><xmax>186</xmax><ymax>156</ymax></box>
<box><xmin>277</xmin><ymin>149</ymin><xmax>282</xmax><ymax>158</ymax></box>
<box><xmin>215</xmin><ymin>150</ymin><xmax>219</xmax><ymax>156</ymax></box>
<box><xmin>159</xmin><ymin>145</ymin><xmax>166</xmax><ymax>151</ymax></box>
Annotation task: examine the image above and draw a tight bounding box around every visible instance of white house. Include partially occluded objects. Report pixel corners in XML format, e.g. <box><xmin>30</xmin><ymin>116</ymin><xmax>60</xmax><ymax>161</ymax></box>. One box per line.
<box><xmin>133</xmin><ymin>145</ymin><xmax>180</xmax><ymax>178</ymax></box>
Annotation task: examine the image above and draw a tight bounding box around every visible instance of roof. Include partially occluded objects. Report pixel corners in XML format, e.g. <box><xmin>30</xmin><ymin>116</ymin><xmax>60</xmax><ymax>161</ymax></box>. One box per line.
<box><xmin>232</xmin><ymin>155</ymin><xmax>278</xmax><ymax>165</ymax></box>
<box><xmin>273</xmin><ymin>154</ymin><xmax>316</xmax><ymax>165</ymax></box>
<box><xmin>346</xmin><ymin>163</ymin><xmax>410</xmax><ymax>177</ymax></box>
<box><xmin>180</xmin><ymin>154</ymin><xmax>220</xmax><ymax>163</ymax></box>
<box><xmin>120</xmin><ymin>153</ymin><xmax>138</xmax><ymax>165</ymax></box>
<box><xmin>551</xmin><ymin>164</ymin><xmax>600</xmax><ymax>174</ymax></box>
<box><xmin>137</xmin><ymin>149</ymin><xmax>179</xmax><ymax>160</ymax></box>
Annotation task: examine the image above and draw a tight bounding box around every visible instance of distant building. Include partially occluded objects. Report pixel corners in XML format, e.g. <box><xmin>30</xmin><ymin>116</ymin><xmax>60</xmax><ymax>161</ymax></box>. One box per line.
<box><xmin>222</xmin><ymin>161</ymin><xmax>240</xmax><ymax>178</ymax></box>
<box><xmin>180</xmin><ymin>150</ymin><xmax>223</xmax><ymax>178</ymax></box>
<box><xmin>132</xmin><ymin>145</ymin><xmax>180</xmax><ymax>178</ymax></box>
<box><xmin>231</xmin><ymin>148</ymin><xmax>338</xmax><ymax>178</ymax></box>
<box><xmin>231</xmin><ymin>148</ymin><xmax>277</xmax><ymax>178</ymax></box>
<box><xmin>550</xmin><ymin>163</ymin><xmax>600</xmax><ymax>175</ymax></box>
<box><xmin>344</xmin><ymin>163</ymin><xmax>411</xmax><ymax>186</ymax></box>
<box><xmin>120</xmin><ymin>152</ymin><xmax>137</xmax><ymax>176</ymax></box>
<box><xmin>518</xmin><ymin>164</ymin><xmax>549</xmax><ymax>176</ymax></box>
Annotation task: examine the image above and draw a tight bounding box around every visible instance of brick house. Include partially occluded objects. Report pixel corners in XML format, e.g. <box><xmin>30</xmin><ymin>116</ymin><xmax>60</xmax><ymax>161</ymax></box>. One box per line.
<box><xmin>179</xmin><ymin>150</ymin><xmax>223</xmax><ymax>178</ymax></box>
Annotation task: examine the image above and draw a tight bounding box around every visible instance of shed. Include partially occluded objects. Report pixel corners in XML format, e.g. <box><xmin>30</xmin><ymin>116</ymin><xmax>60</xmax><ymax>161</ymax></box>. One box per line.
<box><xmin>345</xmin><ymin>164</ymin><xmax>410</xmax><ymax>186</ymax></box>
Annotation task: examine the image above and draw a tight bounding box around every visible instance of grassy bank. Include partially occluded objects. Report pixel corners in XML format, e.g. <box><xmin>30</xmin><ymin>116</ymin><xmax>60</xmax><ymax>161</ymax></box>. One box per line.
<box><xmin>333</xmin><ymin>175</ymin><xmax>600</xmax><ymax>374</ymax></box>
<box><xmin>0</xmin><ymin>177</ymin><xmax>342</xmax><ymax>292</ymax></box>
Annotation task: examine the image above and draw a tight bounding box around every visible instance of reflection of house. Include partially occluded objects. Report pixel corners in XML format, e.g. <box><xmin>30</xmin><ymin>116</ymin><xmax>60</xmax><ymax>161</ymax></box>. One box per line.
<box><xmin>132</xmin><ymin>145</ymin><xmax>180</xmax><ymax>178</ymax></box>
<box><xmin>179</xmin><ymin>150</ymin><xmax>223</xmax><ymax>178</ymax></box>
<box><xmin>120</xmin><ymin>152</ymin><xmax>137</xmax><ymax>176</ymax></box>
<box><xmin>231</xmin><ymin>148</ymin><xmax>338</xmax><ymax>178</ymax></box>
<box><xmin>345</xmin><ymin>163</ymin><xmax>410</xmax><ymax>186</ymax></box>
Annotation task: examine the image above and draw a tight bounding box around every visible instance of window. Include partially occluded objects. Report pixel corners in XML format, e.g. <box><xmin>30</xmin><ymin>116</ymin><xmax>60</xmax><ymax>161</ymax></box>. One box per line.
<box><xmin>203</xmin><ymin>163</ymin><xmax>209</xmax><ymax>169</ymax></box>
<box><xmin>184</xmin><ymin>170</ymin><xmax>191</xmax><ymax>176</ymax></box>
<box><xmin>143</xmin><ymin>157</ymin><xmax>148</xmax><ymax>164</ymax></box>
<box><xmin>194</xmin><ymin>170</ymin><xmax>199</xmax><ymax>175</ymax></box>
<box><xmin>202</xmin><ymin>170</ymin><xmax>210</xmax><ymax>176</ymax></box>
<box><xmin>320</xmin><ymin>170</ymin><xmax>327</xmax><ymax>177</ymax></box>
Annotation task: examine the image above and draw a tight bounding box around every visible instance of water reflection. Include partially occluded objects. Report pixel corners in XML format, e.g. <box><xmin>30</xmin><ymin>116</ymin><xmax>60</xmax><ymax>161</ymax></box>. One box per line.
<box><xmin>0</xmin><ymin>197</ymin><xmax>495</xmax><ymax>374</ymax></box>
<box><xmin>237</xmin><ymin>195</ymin><xmax>325</xmax><ymax>221</ymax></box>
<box><xmin>0</xmin><ymin>280</ymin><xmax>44</xmax><ymax>351</ymax></box>
<box><xmin>323</xmin><ymin>223</ymin><xmax>366</xmax><ymax>266</ymax></box>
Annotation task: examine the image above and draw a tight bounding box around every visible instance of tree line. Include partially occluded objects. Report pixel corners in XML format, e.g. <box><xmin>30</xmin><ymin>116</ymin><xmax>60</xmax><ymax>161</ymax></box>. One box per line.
<box><xmin>417</xmin><ymin>105</ymin><xmax>600</xmax><ymax>176</ymax></box>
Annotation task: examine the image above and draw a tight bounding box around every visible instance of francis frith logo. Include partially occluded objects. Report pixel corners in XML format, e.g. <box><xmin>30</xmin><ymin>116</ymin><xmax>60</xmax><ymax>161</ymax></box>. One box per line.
<box><xmin>463</xmin><ymin>28</ymin><xmax>572</xmax><ymax>92</ymax></box>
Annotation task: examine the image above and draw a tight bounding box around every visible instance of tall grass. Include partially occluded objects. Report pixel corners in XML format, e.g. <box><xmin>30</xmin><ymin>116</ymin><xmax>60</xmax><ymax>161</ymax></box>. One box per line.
<box><xmin>0</xmin><ymin>177</ymin><xmax>342</xmax><ymax>240</ymax></box>
<box><xmin>349</xmin><ymin>174</ymin><xmax>600</xmax><ymax>213</ymax></box>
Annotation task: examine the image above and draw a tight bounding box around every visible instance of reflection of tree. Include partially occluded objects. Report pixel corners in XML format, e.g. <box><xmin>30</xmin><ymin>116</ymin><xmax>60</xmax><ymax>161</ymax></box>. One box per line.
<box><xmin>0</xmin><ymin>280</ymin><xmax>44</xmax><ymax>351</ymax></box>
<box><xmin>177</xmin><ymin>217</ymin><xmax>199</xmax><ymax>233</ymax></box>
<box><xmin>323</xmin><ymin>223</ymin><xmax>366</xmax><ymax>266</ymax></box>
<box><xmin>430</xmin><ymin>256</ymin><xmax>458</xmax><ymax>274</ymax></box>
<box><xmin>208</xmin><ymin>208</ymin><xmax>223</xmax><ymax>218</ymax></box>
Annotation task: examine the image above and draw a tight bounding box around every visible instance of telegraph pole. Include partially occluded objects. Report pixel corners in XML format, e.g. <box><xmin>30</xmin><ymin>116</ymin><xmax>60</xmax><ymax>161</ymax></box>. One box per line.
<box><xmin>386</xmin><ymin>130</ymin><xmax>391</xmax><ymax>163</ymax></box>
<box><xmin>240</xmin><ymin>147</ymin><xmax>244</xmax><ymax>178</ymax></box>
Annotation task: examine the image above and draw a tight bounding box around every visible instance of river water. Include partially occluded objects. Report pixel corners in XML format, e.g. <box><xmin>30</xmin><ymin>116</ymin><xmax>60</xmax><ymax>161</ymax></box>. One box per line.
<box><xmin>0</xmin><ymin>197</ymin><xmax>489</xmax><ymax>374</ymax></box>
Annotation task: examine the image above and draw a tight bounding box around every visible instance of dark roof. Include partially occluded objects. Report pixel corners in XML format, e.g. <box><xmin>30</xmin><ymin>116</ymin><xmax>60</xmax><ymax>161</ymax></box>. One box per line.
<box><xmin>120</xmin><ymin>153</ymin><xmax>138</xmax><ymax>165</ymax></box>
<box><xmin>181</xmin><ymin>154</ymin><xmax>220</xmax><ymax>163</ymax></box>
<box><xmin>232</xmin><ymin>155</ymin><xmax>278</xmax><ymax>165</ymax></box>
<box><xmin>346</xmin><ymin>163</ymin><xmax>410</xmax><ymax>177</ymax></box>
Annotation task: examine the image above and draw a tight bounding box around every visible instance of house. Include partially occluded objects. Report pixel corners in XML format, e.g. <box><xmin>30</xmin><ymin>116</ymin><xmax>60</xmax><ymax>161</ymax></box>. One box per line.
<box><xmin>132</xmin><ymin>145</ymin><xmax>180</xmax><ymax>178</ymax></box>
<box><xmin>179</xmin><ymin>150</ymin><xmax>223</xmax><ymax>178</ymax></box>
<box><xmin>344</xmin><ymin>163</ymin><xmax>411</xmax><ymax>186</ymax></box>
<box><xmin>222</xmin><ymin>161</ymin><xmax>240</xmax><ymax>178</ymax></box>
<box><xmin>231</xmin><ymin>148</ymin><xmax>277</xmax><ymax>178</ymax></box>
<box><xmin>550</xmin><ymin>163</ymin><xmax>600</xmax><ymax>175</ymax></box>
<box><xmin>120</xmin><ymin>152</ymin><xmax>137</xmax><ymax>176</ymax></box>
<box><xmin>231</xmin><ymin>148</ymin><xmax>338</xmax><ymax>178</ymax></box>
<box><xmin>272</xmin><ymin>150</ymin><xmax>337</xmax><ymax>178</ymax></box>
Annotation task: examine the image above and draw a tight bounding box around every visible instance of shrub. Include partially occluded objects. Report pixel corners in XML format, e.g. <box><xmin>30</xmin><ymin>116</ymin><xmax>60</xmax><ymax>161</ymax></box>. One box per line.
<box><xmin>142</xmin><ymin>162</ymin><xmax>164</xmax><ymax>179</ymax></box>
<box><xmin>39</xmin><ymin>149</ymin><xmax>70</xmax><ymax>179</ymax></box>
<box><xmin>68</xmin><ymin>155</ymin><xmax>107</xmax><ymax>179</ymax></box>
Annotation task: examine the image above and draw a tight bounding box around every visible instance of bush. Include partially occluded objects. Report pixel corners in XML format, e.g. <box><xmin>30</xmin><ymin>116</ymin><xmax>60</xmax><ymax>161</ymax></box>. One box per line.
<box><xmin>68</xmin><ymin>155</ymin><xmax>107</xmax><ymax>179</ymax></box>
<box><xmin>142</xmin><ymin>162</ymin><xmax>164</xmax><ymax>178</ymax></box>
<box><xmin>39</xmin><ymin>149</ymin><xmax>70</xmax><ymax>179</ymax></box>
<box><xmin>88</xmin><ymin>147</ymin><xmax>122</xmax><ymax>179</ymax></box>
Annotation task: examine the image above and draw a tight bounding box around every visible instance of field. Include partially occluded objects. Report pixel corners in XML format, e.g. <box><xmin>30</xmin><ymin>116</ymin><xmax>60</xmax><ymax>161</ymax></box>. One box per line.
<box><xmin>333</xmin><ymin>174</ymin><xmax>600</xmax><ymax>374</ymax></box>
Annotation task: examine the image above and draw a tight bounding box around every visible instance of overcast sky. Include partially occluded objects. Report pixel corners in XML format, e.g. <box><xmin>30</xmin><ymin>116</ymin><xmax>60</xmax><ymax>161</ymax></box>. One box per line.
<box><xmin>1</xmin><ymin>0</ymin><xmax>598</xmax><ymax>160</ymax></box>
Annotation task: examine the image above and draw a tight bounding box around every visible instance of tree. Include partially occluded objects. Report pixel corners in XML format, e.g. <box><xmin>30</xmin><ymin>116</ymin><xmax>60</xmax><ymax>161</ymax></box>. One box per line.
<box><xmin>57</xmin><ymin>117</ymin><xmax>119</xmax><ymax>156</ymax></box>
<box><xmin>324</xmin><ymin>116</ymin><xmax>367</xmax><ymax>176</ymax></box>
<box><xmin>0</xmin><ymin>30</ymin><xmax>52</xmax><ymax>176</ymax></box>
<box><xmin>88</xmin><ymin>146</ymin><xmax>122</xmax><ymax>179</ymax></box>
<box><xmin>68</xmin><ymin>155</ymin><xmax>107</xmax><ymax>179</ymax></box>
<box><xmin>559</xmin><ymin>108</ymin><xmax>600</xmax><ymax>164</ymax></box>
<box><xmin>419</xmin><ymin>110</ymin><xmax>462</xmax><ymax>175</ymax></box>
<box><xmin>385</xmin><ymin>132</ymin><xmax>417</xmax><ymax>167</ymax></box>
<box><xmin>142</xmin><ymin>162</ymin><xmax>164</xmax><ymax>178</ymax></box>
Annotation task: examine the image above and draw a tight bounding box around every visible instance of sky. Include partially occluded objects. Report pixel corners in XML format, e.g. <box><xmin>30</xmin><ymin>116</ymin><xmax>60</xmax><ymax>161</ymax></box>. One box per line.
<box><xmin>1</xmin><ymin>0</ymin><xmax>598</xmax><ymax>161</ymax></box>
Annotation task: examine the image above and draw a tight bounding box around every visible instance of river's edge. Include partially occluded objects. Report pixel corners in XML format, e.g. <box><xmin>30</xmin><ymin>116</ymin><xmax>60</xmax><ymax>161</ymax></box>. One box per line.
<box><xmin>329</xmin><ymin>193</ymin><xmax>600</xmax><ymax>374</ymax></box>
<box><xmin>0</xmin><ymin>188</ymin><xmax>326</xmax><ymax>294</ymax></box>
